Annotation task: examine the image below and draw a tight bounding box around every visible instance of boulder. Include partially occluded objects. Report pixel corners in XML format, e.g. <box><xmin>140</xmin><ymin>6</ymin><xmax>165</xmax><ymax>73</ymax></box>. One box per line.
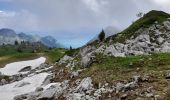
<box><xmin>42</xmin><ymin>75</ymin><xmax>53</xmax><ymax>85</ymax></box>
<box><xmin>80</xmin><ymin>46</ymin><xmax>95</xmax><ymax>57</ymax></box>
<box><xmin>14</xmin><ymin>82</ymin><xmax>30</xmax><ymax>87</ymax></box>
<box><xmin>165</xmin><ymin>70</ymin><xmax>170</xmax><ymax>79</ymax></box>
<box><xmin>37</xmin><ymin>84</ymin><xmax>63</xmax><ymax>100</ymax></box>
<box><xmin>14</xmin><ymin>94</ymin><xmax>27</xmax><ymax>100</ymax></box>
<box><xmin>76</xmin><ymin>77</ymin><xmax>93</xmax><ymax>93</ymax></box>
<box><xmin>104</xmin><ymin>45</ymin><xmax>125</xmax><ymax>57</ymax></box>
<box><xmin>163</xmin><ymin>21</ymin><xmax>170</xmax><ymax>30</ymax></box>
<box><xmin>59</xmin><ymin>55</ymin><xmax>73</xmax><ymax>64</ymax></box>
<box><xmin>95</xmin><ymin>45</ymin><xmax>105</xmax><ymax>54</ymax></box>
<box><xmin>116</xmin><ymin>82</ymin><xmax>124</xmax><ymax>93</ymax></box>
<box><xmin>70</xmin><ymin>71</ymin><xmax>79</xmax><ymax>79</ymax></box>
<box><xmin>80</xmin><ymin>53</ymin><xmax>93</xmax><ymax>68</ymax></box>
<box><xmin>124</xmin><ymin>81</ymin><xmax>138</xmax><ymax>91</ymax></box>
<box><xmin>67</xmin><ymin>93</ymin><xmax>85</xmax><ymax>100</ymax></box>
<box><xmin>0</xmin><ymin>78</ymin><xmax>7</xmax><ymax>85</ymax></box>
<box><xmin>160</xmin><ymin>42</ymin><xmax>170</xmax><ymax>53</ymax></box>
<box><xmin>18</xmin><ymin>66</ymin><xmax>31</xmax><ymax>72</ymax></box>
<box><xmin>35</xmin><ymin>87</ymin><xmax>44</xmax><ymax>92</ymax></box>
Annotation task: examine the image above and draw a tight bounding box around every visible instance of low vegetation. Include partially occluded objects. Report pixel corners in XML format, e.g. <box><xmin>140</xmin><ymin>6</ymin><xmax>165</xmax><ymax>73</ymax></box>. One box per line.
<box><xmin>111</xmin><ymin>10</ymin><xmax>170</xmax><ymax>43</ymax></box>
<box><xmin>0</xmin><ymin>42</ymin><xmax>67</xmax><ymax>67</ymax></box>
<box><xmin>80</xmin><ymin>53</ymin><xmax>170</xmax><ymax>83</ymax></box>
<box><xmin>45</xmin><ymin>48</ymin><xmax>66</xmax><ymax>63</ymax></box>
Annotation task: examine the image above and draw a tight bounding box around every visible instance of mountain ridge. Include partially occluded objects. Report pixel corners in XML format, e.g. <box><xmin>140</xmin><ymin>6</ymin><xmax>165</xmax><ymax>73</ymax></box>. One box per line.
<box><xmin>0</xmin><ymin>28</ymin><xmax>63</xmax><ymax>48</ymax></box>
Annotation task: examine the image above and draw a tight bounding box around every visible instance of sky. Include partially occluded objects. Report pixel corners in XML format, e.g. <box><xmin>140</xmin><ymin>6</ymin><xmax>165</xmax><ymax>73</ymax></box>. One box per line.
<box><xmin>0</xmin><ymin>0</ymin><xmax>170</xmax><ymax>47</ymax></box>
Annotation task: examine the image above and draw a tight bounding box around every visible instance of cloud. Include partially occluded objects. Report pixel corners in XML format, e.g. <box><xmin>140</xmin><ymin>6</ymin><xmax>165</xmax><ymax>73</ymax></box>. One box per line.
<box><xmin>0</xmin><ymin>10</ymin><xmax>38</xmax><ymax>32</ymax></box>
<box><xmin>0</xmin><ymin>10</ymin><xmax>15</xmax><ymax>17</ymax></box>
<box><xmin>1</xmin><ymin>0</ymin><xmax>170</xmax><ymax>47</ymax></box>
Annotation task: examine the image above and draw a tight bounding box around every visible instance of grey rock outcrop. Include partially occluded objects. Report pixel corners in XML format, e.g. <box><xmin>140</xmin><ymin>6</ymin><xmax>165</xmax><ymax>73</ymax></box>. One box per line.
<box><xmin>76</xmin><ymin>77</ymin><xmax>93</xmax><ymax>93</ymax></box>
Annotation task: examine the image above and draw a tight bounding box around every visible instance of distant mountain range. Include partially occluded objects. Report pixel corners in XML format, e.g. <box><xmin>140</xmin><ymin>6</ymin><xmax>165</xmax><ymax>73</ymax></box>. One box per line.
<box><xmin>0</xmin><ymin>28</ymin><xmax>63</xmax><ymax>48</ymax></box>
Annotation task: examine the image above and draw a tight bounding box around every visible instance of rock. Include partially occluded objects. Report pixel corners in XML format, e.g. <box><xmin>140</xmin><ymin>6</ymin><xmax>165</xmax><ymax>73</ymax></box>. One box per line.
<box><xmin>80</xmin><ymin>45</ymin><xmax>95</xmax><ymax>57</ymax></box>
<box><xmin>163</xmin><ymin>21</ymin><xmax>170</xmax><ymax>30</ymax></box>
<box><xmin>121</xmin><ymin>94</ymin><xmax>128</xmax><ymax>99</ymax></box>
<box><xmin>38</xmin><ymin>84</ymin><xmax>63</xmax><ymax>100</ymax></box>
<box><xmin>80</xmin><ymin>53</ymin><xmax>93</xmax><ymax>68</ymax></box>
<box><xmin>76</xmin><ymin>77</ymin><xmax>93</xmax><ymax>93</ymax></box>
<box><xmin>133</xmin><ymin>75</ymin><xmax>141</xmax><ymax>83</ymax></box>
<box><xmin>59</xmin><ymin>55</ymin><xmax>73</xmax><ymax>64</ymax></box>
<box><xmin>35</xmin><ymin>87</ymin><xmax>44</xmax><ymax>92</ymax></box>
<box><xmin>104</xmin><ymin>45</ymin><xmax>125</xmax><ymax>57</ymax></box>
<box><xmin>42</xmin><ymin>75</ymin><xmax>53</xmax><ymax>85</ymax></box>
<box><xmin>157</xmin><ymin>37</ymin><xmax>164</xmax><ymax>44</ymax></box>
<box><xmin>124</xmin><ymin>82</ymin><xmax>137</xmax><ymax>91</ymax></box>
<box><xmin>70</xmin><ymin>71</ymin><xmax>79</xmax><ymax>79</ymax></box>
<box><xmin>37</xmin><ymin>63</ymin><xmax>50</xmax><ymax>70</ymax></box>
<box><xmin>160</xmin><ymin>42</ymin><xmax>170</xmax><ymax>53</ymax></box>
<box><xmin>165</xmin><ymin>70</ymin><xmax>170</xmax><ymax>79</ymax></box>
<box><xmin>146</xmin><ymin>93</ymin><xmax>154</xmax><ymax>98</ymax></box>
<box><xmin>67</xmin><ymin>93</ymin><xmax>85</xmax><ymax>100</ymax></box>
<box><xmin>0</xmin><ymin>78</ymin><xmax>7</xmax><ymax>85</ymax></box>
<box><xmin>18</xmin><ymin>66</ymin><xmax>31</xmax><ymax>72</ymax></box>
<box><xmin>95</xmin><ymin>45</ymin><xmax>105</xmax><ymax>54</ymax></box>
<box><xmin>116</xmin><ymin>82</ymin><xmax>124</xmax><ymax>93</ymax></box>
<box><xmin>14</xmin><ymin>94</ymin><xmax>27</xmax><ymax>100</ymax></box>
<box><xmin>66</xmin><ymin>61</ymin><xmax>76</xmax><ymax>70</ymax></box>
<box><xmin>141</xmin><ymin>74</ymin><xmax>151</xmax><ymax>82</ymax></box>
<box><xmin>154</xmin><ymin>95</ymin><xmax>161</xmax><ymax>100</ymax></box>
<box><xmin>14</xmin><ymin>82</ymin><xmax>30</xmax><ymax>87</ymax></box>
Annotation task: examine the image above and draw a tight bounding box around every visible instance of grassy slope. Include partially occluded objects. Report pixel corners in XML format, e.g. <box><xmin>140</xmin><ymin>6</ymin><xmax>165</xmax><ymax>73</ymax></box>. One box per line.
<box><xmin>45</xmin><ymin>48</ymin><xmax>67</xmax><ymax>63</ymax></box>
<box><xmin>110</xmin><ymin>10</ymin><xmax>170</xmax><ymax>43</ymax></box>
<box><xmin>80</xmin><ymin>53</ymin><xmax>170</xmax><ymax>81</ymax></box>
<box><xmin>0</xmin><ymin>43</ymin><xmax>67</xmax><ymax>67</ymax></box>
<box><xmin>0</xmin><ymin>53</ymin><xmax>41</xmax><ymax>68</ymax></box>
<box><xmin>76</xmin><ymin>12</ymin><xmax>170</xmax><ymax>97</ymax></box>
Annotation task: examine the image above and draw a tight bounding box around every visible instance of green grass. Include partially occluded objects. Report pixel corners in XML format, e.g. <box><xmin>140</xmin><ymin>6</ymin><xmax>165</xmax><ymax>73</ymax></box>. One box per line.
<box><xmin>0</xmin><ymin>43</ymin><xmax>48</xmax><ymax>57</ymax></box>
<box><xmin>80</xmin><ymin>53</ymin><xmax>170</xmax><ymax>83</ymax></box>
<box><xmin>46</xmin><ymin>48</ymin><xmax>67</xmax><ymax>63</ymax></box>
<box><xmin>93</xmin><ymin>53</ymin><xmax>170</xmax><ymax>70</ymax></box>
<box><xmin>107</xmin><ymin>10</ymin><xmax>170</xmax><ymax>43</ymax></box>
<box><xmin>0</xmin><ymin>53</ymin><xmax>39</xmax><ymax>67</ymax></box>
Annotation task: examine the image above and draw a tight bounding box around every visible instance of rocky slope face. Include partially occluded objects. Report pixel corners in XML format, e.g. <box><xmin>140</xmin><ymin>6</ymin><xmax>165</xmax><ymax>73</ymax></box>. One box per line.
<box><xmin>76</xmin><ymin>10</ymin><xmax>170</xmax><ymax>68</ymax></box>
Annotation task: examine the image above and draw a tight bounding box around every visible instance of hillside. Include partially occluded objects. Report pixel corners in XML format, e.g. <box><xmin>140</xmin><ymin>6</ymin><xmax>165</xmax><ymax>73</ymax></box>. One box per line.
<box><xmin>52</xmin><ymin>10</ymin><xmax>170</xmax><ymax>99</ymax></box>
<box><xmin>2</xmin><ymin>10</ymin><xmax>170</xmax><ymax>100</ymax></box>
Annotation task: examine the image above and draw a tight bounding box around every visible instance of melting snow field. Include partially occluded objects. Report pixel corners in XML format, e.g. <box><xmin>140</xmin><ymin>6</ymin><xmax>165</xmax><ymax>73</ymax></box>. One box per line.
<box><xmin>0</xmin><ymin>73</ymin><xmax>49</xmax><ymax>100</ymax></box>
<box><xmin>0</xmin><ymin>57</ymin><xmax>50</xmax><ymax>100</ymax></box>
<box><xmin>0</xmin><ymin>57</ymin><xmax>46</xmax><ymax>75</ymax></box>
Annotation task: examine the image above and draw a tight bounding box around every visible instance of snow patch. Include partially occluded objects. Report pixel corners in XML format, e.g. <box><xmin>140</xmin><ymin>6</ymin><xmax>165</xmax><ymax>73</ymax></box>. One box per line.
<box><xmin>0</xmin><ymin>73</ymin><xmax>50</xmax><ymax>100</ymax></box>
<box><xmin>0</xmin><ymin>57</ymin><xmax>46</xmax><ymax>75</ymax></box>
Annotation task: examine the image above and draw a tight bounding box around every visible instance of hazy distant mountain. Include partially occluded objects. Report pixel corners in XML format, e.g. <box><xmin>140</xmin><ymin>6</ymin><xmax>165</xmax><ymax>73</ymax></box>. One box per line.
<box><xmin>40</xmin><ymin>36</ymin><xmax>63</xmax><ymax>48</ymax></box>
<box><xmin>0</xmin><ymin>28</ymin><xmax>17</xmax><ymax>37</ymax></box>
<box><xmin>0</xmin><ymin>28</ymin><xmax>63</xmax><ymax>48</ymax></box>
<box><xmin>0</xmin><ymin>28</ymin><xmax>21</xmax><ymax>45</ymax></box>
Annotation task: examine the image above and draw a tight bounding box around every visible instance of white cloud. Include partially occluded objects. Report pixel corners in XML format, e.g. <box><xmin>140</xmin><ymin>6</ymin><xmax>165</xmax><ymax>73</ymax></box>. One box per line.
<box><xmin>152</xmin><ymin>0</ymin><xmax>170</xmax><ymax>5</ymax></box>
<box><xmin>151</xmin><ymin>0</ymin><xmax>170</xmax><ymax>10</ymax></box>
<box><xmin>1</xmin><ymin>0</ymin><xmax>170</xmax><ymax>47</ymax></box>
<box><xmin>0</xmin><ymin>11</ymin><xmax>15</xmax><ymax>17</ymax></box>
<box><xmin>0</xmin><ymin>10</ymin><xmax>38</xmax><ymax>31</ymax></box>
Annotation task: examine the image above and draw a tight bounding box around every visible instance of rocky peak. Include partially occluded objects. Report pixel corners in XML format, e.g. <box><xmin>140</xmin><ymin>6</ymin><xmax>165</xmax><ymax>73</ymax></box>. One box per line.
<box><xmin>0</xmin><ymin>28</ymin><xmax>17</xmax><ymax>37</ymax></box>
